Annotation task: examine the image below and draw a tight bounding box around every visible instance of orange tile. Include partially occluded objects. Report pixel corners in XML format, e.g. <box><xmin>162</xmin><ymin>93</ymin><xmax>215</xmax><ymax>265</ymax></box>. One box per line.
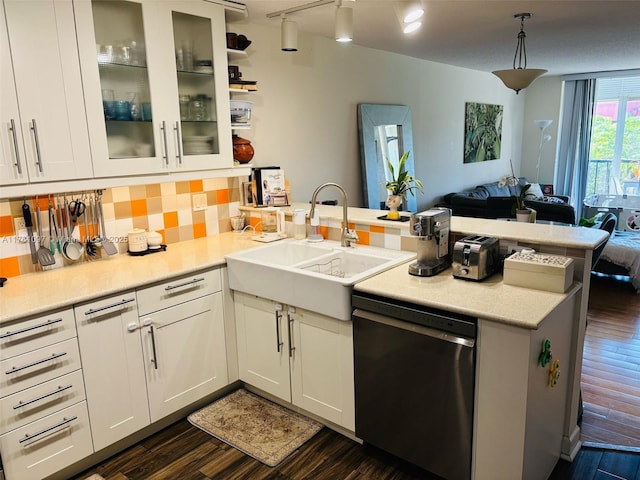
<box><xmin>0</xmin><ymin>256</ymin><xmax>21</xmax><ymax>277</ymax></box>
<box><xmin>370</xmin><ymin>225</ymin><xmax>385</xmax><ymax>234</ymax></box>
<box><xmin>32</xmin><ymin>197</ymin><xmax>49</xmax><ymax>212</ymax></box>
<box><xmin>131</xmin><ymin>199</ymin><xmax>148</xmax><ymax>217</ymax></box>
<box><xmin>356</xmin><ymin>230</ymin><xmax>370</xmax><ymax>245</ymax></box>
<box><xmin>216</xmin><ymin>189</ymin><xmax>229</xmax><ymax>204</ymax></box>
<box><xmin>163</xmin><ymin>211</ymin><xmax>179</xmax><ymax>229</ymax></box>
<box><xmin>190</xmin><ymin>180</ymin><xmax>203</xmax><ymax>192</ymax></box>
<box><xmin>176</xmin><ymin>181</ymin><xmax>190</xmax><ymax>194</ymax></box>
<box><xmin>0</xmin><ymin>215</ymin><xmax>14</xmax><ymax>236</ymax></box>
<box><xmin>157</xmin><ymin>229</ymin><xmax>166</xmax><ymax>243</ymax></box>
<box><xmin>193</xmin><ymin>222</ymin><xmax>207</xmax><ymax>239</ymax></box>
<box><xmin>318</xmin><ymin>226</ymin><xmax>329</xmax><ymax>239</ymax></box>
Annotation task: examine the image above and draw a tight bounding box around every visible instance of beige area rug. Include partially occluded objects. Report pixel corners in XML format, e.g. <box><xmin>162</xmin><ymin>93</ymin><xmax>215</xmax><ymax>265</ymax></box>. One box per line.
<box><xmin>188</xmin><ymin>389</ymin><xmax>323</xmax><ymax>467</ymax></box>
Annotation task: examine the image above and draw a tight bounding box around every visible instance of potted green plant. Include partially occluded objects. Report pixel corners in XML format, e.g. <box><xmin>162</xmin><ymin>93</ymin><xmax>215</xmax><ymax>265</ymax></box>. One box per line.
<box><xmin>500</xmin><ymin>159</ymin><xmax>532</xmax><ymax>222</ymax></box>
<box><xmin>385</xmin><ymin>150</ymin><xmax>423</xmax><ymax>219</ymax></box>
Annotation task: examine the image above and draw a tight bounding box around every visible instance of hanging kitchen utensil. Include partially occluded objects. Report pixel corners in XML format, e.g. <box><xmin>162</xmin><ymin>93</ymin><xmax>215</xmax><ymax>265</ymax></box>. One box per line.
<box><xmin>22</xmin><ymin>202</ymin><xmax>37</xmax><ymax>264</ymax></box>
<box><xmin>62</xmin><ymin>197</ymin><xmax>84</xmax><ymax>261</ymax></box>
<box><xmin>49</xmin><ymin>198</ymin><xmax>61</xmax><ymax>253</ymax></box>
<box><xmin>35</xmin><ymin>199</ymin><xmax>55</xmax><ymax>266</ymax></box>
<box><xmin>96</xmin><ymin>191</ymin><xmax>118</xmax><ymax>255</ymax></box>
<box><xmin>84</xmin><ymin>205</ymin><xmax>95</xmax><ymax>257</ymax></box>
<box><xmin>90</xmin><ymin>196</ymin><xmax>103</xmax><ymax>250</ymax></box>
<box><xmin>69</xmin><ymin>197</ymin><xmax>85</xmax><ymax>240</ymax></box>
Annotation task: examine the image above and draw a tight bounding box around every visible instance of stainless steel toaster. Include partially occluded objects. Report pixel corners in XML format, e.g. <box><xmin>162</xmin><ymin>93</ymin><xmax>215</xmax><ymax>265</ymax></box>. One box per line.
<box><xmin>452</xmin><ymin>235</ymin><xmax>500</xmax><ymax>281</ymax></box>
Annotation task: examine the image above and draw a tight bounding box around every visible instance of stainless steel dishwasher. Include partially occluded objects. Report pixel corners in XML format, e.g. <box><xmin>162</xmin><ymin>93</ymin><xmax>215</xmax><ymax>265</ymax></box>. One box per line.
<box><xmin>352</xmin><ymin>292</ymin><xmax>477</xmax><ymax>480</ymax></box>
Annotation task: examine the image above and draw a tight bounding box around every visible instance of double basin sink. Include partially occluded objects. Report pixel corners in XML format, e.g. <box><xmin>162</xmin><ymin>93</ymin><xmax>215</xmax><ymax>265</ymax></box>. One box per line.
<box><xmin>225</xmin><ymin>239</ymin><xmax>415</xmax><ymax>320</ymax></box>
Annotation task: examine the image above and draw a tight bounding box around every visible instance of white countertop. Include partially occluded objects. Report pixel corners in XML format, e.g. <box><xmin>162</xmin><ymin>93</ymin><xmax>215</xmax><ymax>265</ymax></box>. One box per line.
<box><xmin>2</xmin><ymin>208</ymin><xmax>599</xmax><ymax>327</ymax></box>
<box><xmin>354</xmin><ymin>262</ymin><xmax>582</xmax><ymax>329</ymax></box>
<box><xmin>0</xmin><ymin>233</ymin><xmax>258</xmax><ymax>323</ymax></box>
<box><xmin>244</xmin><ymin>204</ymin><xmax>609</xmax><ymax>250</ymax></box>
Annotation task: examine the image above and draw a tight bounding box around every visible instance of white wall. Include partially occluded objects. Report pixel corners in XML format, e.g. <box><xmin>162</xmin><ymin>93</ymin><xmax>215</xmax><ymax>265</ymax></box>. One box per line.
<box><xmin>521</xmin><ymin>77</ymin><xmax>564</xmax><ymax>186</ymax></box>
<box><xmin>229</xmin><ymin>21</ymin><xmax>527</xmax><ymax>210</ymax></box>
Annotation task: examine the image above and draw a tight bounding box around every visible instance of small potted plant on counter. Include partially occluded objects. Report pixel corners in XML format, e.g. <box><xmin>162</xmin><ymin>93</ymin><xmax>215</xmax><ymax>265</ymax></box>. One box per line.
<box><xmin>385</xmin><ymin>150</ymin><xmax>423</xmax><ymax>220</ymax></box>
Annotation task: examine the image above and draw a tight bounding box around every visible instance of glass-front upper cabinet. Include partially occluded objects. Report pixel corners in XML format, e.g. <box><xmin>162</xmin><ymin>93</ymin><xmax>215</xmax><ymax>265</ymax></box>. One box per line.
<box><xmin>75</xmin><ymin>0</ymin><xmax>233</xmax><ymax>177</ymax></box>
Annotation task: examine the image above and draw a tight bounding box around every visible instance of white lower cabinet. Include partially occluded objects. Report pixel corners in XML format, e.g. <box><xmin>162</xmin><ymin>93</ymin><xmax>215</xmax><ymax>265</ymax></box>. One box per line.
<box><xmin>74</xmin><ymin>268</ymin><xmax>228</xmax><ymax>452</ymax></box>
<box><xmin>234</xmin><ymin>292</ymin><xmax>355</xmax><ymax>431</ymax></box>
<box><xmin>0</xmin><ymin>307</ymin><xmax>92</xmax><ymax>480</ymax></box>
<box><xmin>140</xmin><ymin>291</ymin><xmax>228</xmax><ymax>422</ymax></box>
<box><xmin>74</xmin><ymin>293</ymin><xmax>150</xmax><ymax>452</ymax></box>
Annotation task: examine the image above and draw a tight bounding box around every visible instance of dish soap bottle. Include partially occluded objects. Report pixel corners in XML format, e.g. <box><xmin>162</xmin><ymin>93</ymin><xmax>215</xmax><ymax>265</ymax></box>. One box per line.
<box><xmin>293</xmin><ymin>209</ymin><xmax>306</xmax><ymax>239</ymax></box>
<box><xmin>308</xmin><ymin>209</ymin><xmax>323</xmax><ymax>242</ymax></box>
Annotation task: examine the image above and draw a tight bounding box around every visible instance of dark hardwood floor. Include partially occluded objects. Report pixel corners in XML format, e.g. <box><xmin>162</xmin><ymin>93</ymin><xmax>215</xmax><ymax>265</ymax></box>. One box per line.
<box><xmin>581</xmin><ymin>273</ymin><xmax>640</xmax><ymax>447</ymax></box>
<box><xmin>71</xmin><ymin>274</ymin><xmax>640</xmax><ymax>480</ymax></box>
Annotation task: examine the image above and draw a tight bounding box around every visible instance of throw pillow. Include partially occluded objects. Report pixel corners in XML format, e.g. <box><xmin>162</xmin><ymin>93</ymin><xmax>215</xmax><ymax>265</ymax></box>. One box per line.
<box><xmin>524</xmin><ymin>183</ymin><xmax>544</xmax><ymax>200</ymax></box>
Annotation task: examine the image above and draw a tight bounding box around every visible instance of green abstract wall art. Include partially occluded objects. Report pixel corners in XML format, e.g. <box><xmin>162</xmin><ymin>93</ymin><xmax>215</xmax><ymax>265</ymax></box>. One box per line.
<box><xmin>464</xmin><ymin>102</ymin><xmax>503</xmax><ymax>163</ymax></box>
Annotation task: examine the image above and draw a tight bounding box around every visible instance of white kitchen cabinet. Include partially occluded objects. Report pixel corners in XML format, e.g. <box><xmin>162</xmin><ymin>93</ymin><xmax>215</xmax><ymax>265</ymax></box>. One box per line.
<box><xmin>140</xmin><ymin>292</ymin><xmax>228</xmax><ymax>422</ymax></box>
<box><xmin>0</xmin><ymin>0</ymin><xmax>92</xmax><ymax>186</ymax></box>
<box><xmin>75</xmin><ymin>0</ymin><xmax>233</xmax><ymax>178</ymax></box>
<box><xmin>234</xmin><ymin>292</ymin><xmax>355</xmax><ymax>430</ymax></box>
<box><xmin>74</xmin><ymin>293</ymin><xmax>150</xmax><ymax>452</ymax></box>
<box><xmin>0</xmin><ymin>307</ymin><xmax>92</xmax><ymax>480</ymax></box>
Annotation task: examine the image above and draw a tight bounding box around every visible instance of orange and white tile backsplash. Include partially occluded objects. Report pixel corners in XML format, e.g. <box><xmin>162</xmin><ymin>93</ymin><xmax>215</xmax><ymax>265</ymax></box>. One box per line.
<box><xmin>0</xmin><ymin>177</ymin><xmax>243</xmax><ymax>278</ymax></box>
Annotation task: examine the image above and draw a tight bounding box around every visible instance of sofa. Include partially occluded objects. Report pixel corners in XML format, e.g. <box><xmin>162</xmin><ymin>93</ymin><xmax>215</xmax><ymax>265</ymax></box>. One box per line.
<box><xmin>437</xmin><ymin>179</ymin><xmax>576</xmax><ymax>224</ymax></box>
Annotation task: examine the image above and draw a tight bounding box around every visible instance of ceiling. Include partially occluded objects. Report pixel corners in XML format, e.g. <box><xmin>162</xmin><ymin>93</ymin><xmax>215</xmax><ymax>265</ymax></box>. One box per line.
<box><xmin>238</xmin><ymin>0</ymin><xmax>640</xmax><ymax>77</ymax></box>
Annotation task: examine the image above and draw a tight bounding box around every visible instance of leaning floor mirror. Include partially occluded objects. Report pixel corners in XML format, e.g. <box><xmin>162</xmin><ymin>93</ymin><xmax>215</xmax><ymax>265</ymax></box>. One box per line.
<box><xmin>357</xmin><ymin>104</ymin><xmax>417</xmax><ymax>212</ymax></box>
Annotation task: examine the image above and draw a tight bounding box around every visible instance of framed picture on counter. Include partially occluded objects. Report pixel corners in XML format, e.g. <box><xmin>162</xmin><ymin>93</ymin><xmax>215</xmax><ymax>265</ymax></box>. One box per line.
<box><xmin>242</xmin><ymin>181</ymin><xmax>254</xmax><ymax>206</ymax></box>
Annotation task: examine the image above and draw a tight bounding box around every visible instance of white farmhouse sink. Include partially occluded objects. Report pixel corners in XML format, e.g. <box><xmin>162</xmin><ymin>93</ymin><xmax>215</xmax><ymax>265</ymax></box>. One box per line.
<box><xmin>225</xmin><ymin>239</ymin><xmax>415</xmax><ymax>320</ymax></box>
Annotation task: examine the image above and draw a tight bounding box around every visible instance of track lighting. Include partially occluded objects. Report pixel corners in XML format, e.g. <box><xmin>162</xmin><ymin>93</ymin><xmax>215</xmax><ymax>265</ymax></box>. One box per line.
<box><xmin>280</xmin><ymin>14</ymin><xmax>298</xmax><ymax>52</ymax></box>
<box><xmin>335</xmin><ymin>0</ymin><xmax>353</xmax><ymax>43</ymax></box>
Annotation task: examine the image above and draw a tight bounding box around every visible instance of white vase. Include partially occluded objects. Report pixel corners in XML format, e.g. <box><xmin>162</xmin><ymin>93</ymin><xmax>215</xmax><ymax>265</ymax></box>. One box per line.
<box><xmin>516</xmin><ymin>209</ymin><xmax>532</xmax><ymax>222</ymax></box>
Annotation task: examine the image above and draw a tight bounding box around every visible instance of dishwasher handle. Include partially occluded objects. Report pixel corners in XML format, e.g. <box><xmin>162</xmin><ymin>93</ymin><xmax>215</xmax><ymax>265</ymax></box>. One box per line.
<box><xmin>353</xmin><ymin>308</ymin><xmax>475</xmax><ymax>348</ymax></box>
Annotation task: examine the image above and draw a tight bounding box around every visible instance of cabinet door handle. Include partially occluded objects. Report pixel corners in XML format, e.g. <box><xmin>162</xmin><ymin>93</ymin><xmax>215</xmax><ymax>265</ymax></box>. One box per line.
<box><xmin>160</xmin><ymin>121</ymin><xmax>169</xmax><ymax>166</ymax></box>
<box><xmin>18</xmin><ymin>416</ymin><xmax>77</xmax><ymax>444</ymax></box>
<box><xmin>5</xmin><ymin>352</ymin><xmax>67</xmax><ymax>375</ymax></box>
<box><xmin>0</xmin><ymin>317</ymin><xmax>63</xmax><ymax>339</ymax></box>
<box><xmin>173</xmin><ymin>121</ymin><xmax>183</xmax><ymax>165</ymax></box>
<box><xmin>287</xmin><ymin>312</ymin><xmax>295</xmax><ymax>358</ymax></box>
<box><xmin>13</xmin><ymin>384</ymin><xmax>73</xmax><ymax>410</ymax></box>
<box><xmin>9</xmin><ymin>119</ymin><xmax>23</xmax><ymax>174</ymax></box>
<box><xmin>164</xmin><ymin>277</ymin><xmax>204</xmax><ymax>291</ymax></box>
<box><xmin>149</xmin><ymin>325</ymin><xmax>158</xmax><ymax>370</ymax></box>
<box><xmin>84</xmin><ymin>297</ymin><xmax>135</xmax><ymax>316</ymax></box>
<box><xmin>275</xmin><ymin>310</ymin><xmax>283</xmax><ymax>353</ymax></box>
<box><xmin>29</xmin><ymin>119</ymin><xmax>43</xmax><ymax>173</ymax></box>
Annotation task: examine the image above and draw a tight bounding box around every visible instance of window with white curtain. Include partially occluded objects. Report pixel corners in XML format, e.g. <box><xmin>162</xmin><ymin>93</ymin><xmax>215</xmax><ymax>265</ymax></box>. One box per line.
<box><xmin>586</xmin><ymin>76</ymin><xmax>640</xmax><ymax>196</ymax></box>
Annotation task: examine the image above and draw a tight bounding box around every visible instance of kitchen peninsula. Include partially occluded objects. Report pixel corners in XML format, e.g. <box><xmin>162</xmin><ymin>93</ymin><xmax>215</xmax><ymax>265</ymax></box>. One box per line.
<box><xmin>0</xmin><ymin>208</ymin><xmax>607</xmax><ymax>480</ymax></box>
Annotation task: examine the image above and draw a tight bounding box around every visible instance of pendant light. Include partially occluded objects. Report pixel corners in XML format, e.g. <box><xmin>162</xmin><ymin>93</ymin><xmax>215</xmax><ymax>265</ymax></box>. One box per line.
<box><xmin>281</xmin><ymin>14</ymin><xmax>298</xmax><ymax>52</ymax></box>
<box><xmin>335</xmin><ymin>0</ymin><xmax>353</xmax><ymax>43</ymax></box>
<box><xmin>492</xmin><ymin>13</ymin><xmax>547</xmax><ymax>94</ymax></box>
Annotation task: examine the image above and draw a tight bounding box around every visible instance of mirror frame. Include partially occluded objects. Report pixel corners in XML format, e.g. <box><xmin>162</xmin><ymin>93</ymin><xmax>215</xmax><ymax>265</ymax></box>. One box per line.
<box><xmin>357</xmin><ymin>104</ymin><xmax>417</xmax><ymax>212</ymax></box>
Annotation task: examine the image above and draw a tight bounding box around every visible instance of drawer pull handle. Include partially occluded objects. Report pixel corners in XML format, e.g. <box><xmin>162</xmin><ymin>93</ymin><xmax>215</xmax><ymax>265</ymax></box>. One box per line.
<box><xmin>19</xmin><ymin>415</ymin><xmax>78</xmax><ymax>444</ymax></box>
<box><xmin>287</xmin><ymin>311</ymin><xmax>295</xmax><ymax>358</ymax></box>
<box><xmin>164</xmin><ymin>277</ymin><xmax>205</xmax><ymax>291</ymax></box>
<box><xmin>5</xmin><ymin>352</ymin><xmax>67</xmax><ymax>375</ymax></box>
<box><xmin>275</xmin><ymin>309</ymin><xmax>283</xmax><ymax>353</ymax></box>
<box><xmin>0</xmin><ymin>317</ymin><xmax>63</xmax><ymax>339</ymax></box>
<box><xmin>84</xmin><ymin>297</ymin><xmax>135</xmax><ymax>316</ymax></box>
<box><xmin>9</xmin><ymin>118</ymin><xmax>23</xmax><ymax>174</ymax></box>
<box><xmin>13</xmin><ymin>384</ymin><xmax>73</xmax><ymax>410</ymax></box>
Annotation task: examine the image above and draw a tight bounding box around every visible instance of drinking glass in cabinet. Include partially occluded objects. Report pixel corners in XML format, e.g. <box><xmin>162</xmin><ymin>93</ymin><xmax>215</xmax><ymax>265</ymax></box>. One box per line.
<box><xmin>172</xmin><ymin>11</ymin><xmax>218</xmax><ymax>155</ymax></box>
<box><xmin>91</xmin><ymin>0</ymin><xmax>154</xmax><ymax>158</ymax></box>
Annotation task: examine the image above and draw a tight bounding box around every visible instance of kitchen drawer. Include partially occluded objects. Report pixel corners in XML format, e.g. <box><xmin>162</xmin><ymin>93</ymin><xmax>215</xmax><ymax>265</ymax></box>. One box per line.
<box><xmin>76</xmin><ymin>292</ymin><xmax>138</xmax><ymax>323</ymax></box>
<box><xmin>0</xmin><ymin>370</ymin><xmax>86</xmax><ymax>435</ymax></box>
<box><xmin>137</xmin><ymin>268</ymin><xmax>221</xmax><ymax>316</ymax></box>
<box><xmin>1</xmin><ymin>338</ymin><xmax>81</xmax><ymax>399</ymax></box>
<box><xmin>1</xmin><ymin>308</ymin><xmax>76</xmax><ymax>361</ymax></box>
<box><xmin>0</xmin><ymin>401</ymin><xmax>93</xmax><ymax>480</ymax></box>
